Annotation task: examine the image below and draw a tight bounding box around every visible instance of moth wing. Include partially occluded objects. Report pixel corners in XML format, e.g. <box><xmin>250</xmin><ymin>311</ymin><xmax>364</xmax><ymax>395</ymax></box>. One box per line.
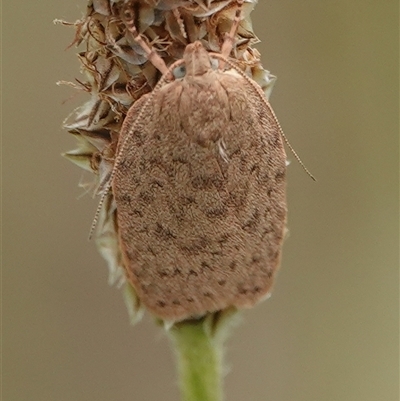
<box><xmin>113</xmin><ymin>74</ymin><xmax>287</xmax><ymax>321</ymax></box>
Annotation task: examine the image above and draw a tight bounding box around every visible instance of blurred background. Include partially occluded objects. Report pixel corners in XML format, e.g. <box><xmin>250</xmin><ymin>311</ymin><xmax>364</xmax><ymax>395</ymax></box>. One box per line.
<box><xmin>3</xmin><ymin>1</ymin><xmax>398</xmax><ymax>400</ymax></box>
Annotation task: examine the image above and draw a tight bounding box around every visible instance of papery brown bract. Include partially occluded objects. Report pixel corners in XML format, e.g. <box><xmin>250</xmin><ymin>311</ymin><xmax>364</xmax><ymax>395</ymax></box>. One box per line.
<box><xmin>112</xmin><ymin>42</ymin><xmax>287</xmax><ymax>322</ymax></box>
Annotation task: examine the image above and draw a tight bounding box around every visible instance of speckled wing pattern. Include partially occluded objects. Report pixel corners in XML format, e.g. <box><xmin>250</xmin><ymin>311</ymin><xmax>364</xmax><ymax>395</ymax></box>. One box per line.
<box><xmin>112</xmin><ymin>56</ymin><xmax>287</xmax><ymax>321</ymax></box>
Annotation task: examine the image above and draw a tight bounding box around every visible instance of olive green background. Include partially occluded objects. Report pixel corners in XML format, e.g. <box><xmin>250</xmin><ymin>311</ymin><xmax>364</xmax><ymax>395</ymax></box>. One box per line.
<box><xmin>3</xmin><ymin>1</ymin><xmax>398</xmax><ymax>400</ymax></box>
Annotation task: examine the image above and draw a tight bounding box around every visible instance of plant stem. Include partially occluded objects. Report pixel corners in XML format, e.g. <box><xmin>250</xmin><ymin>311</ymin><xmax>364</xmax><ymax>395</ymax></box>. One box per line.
<box><xmin>171</xmin><ymin>319</ymin><xmax>223</xmax><ymax>401</ymax></box>
<box><xmin>168</xmin><ymin>310</ymin><xmax>239</xmax><ymax>401</ymax></box>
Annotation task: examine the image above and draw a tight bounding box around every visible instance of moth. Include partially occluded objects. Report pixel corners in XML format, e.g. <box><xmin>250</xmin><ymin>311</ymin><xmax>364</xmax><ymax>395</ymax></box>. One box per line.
<box><xmin>95</xmin><ymin>3</ymin><xmax>290</xmax><ymax>322</ymax></box>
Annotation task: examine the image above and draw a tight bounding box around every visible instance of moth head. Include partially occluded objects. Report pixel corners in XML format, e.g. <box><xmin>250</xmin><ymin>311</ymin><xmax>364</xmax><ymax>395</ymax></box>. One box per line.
<box><xmin>183</xmin><ymin>41</ymin><xmax>213</xmax><ymax>77</ymax></box>
<box><xmin>172</xmin><ymin>58</ymin><xmax>219</xmax><ymax>79</ymax></box>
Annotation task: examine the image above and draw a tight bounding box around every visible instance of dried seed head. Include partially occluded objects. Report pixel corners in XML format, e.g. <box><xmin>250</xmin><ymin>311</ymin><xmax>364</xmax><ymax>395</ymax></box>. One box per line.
<box><xmin>61</xmin><ymin>0</ymin><xmax>280</xmax><ymax>323</ymax></box>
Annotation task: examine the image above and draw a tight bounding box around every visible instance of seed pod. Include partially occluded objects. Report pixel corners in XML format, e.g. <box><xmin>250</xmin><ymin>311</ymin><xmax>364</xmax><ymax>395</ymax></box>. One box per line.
<box><xmin>111</xmin><ymin>40</ymin><xmax>287</xmax><ymax>322</ymax></box>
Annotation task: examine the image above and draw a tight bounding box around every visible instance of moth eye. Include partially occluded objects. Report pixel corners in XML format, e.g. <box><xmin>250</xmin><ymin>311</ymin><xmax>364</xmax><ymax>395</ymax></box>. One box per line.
<box><xmin>210</xmin><ymin>58</ymin><xmax>219</xmax><ymax>70</ymax></box>
<box><xmin>172</xmin><ymin>65</ymin><xmax>186</xmax><ymax>79</ymax></box>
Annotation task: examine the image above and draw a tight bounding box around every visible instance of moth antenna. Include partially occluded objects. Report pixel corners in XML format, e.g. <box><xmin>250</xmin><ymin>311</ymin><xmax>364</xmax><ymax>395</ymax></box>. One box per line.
<box><xmin>172</xmin><ymin>8</ymin><xmax>187</xmax><ymax>39</ymax></box>
<box><xmin>122</xmin><ymin>4</ymin><xmax>169</xmax><ymax>75</ymax></box>
<box><xmin>272</xmin><ymin>120</ymin><xmax>316</xmax><ymax>181</ymax></box>
<box><xmin>211</xmin><ymin>53</ymin><xmax>316</xmax><ymax>181</ymax></box>
<box><xmin>89</xmin><ymin>188</ymin><xmax>109</xmax><ymax>240</ymax></box>
<box><xmin>219</xmin><ymin>0</ymin><xmax>244</xmax><ymax>69</ymax></box>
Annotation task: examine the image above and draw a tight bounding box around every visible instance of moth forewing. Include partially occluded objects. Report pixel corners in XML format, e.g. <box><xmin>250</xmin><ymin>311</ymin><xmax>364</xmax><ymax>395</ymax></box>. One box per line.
<box><xmin>112</xmin><ymin>42</ymin><xmax>287</xmax><ymax>322</ymax></box>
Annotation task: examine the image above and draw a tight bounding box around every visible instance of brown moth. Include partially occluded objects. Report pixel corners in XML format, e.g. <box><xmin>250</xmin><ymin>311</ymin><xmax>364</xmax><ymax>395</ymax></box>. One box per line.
<box><xmin>97</xmin><ymin>4</ymin><xmax>288</xmax><ymax>322</ymax></box>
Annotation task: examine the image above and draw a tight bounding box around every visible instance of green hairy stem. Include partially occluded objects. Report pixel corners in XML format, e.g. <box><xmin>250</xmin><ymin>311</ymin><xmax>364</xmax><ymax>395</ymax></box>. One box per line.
<box><xmin>168</xmin><ymin>310</ymin><xmax>238</xmax><ymax>401</ymax></box>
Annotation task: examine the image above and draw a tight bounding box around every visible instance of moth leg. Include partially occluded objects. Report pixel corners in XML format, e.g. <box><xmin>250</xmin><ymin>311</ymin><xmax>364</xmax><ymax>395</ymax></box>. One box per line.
<box><xmin>122</xmin><ymin>5</ymin><xmax>169</xmax><ymax>75</ymax></box>
<box><xmin>219</xmin><ymin>0</ymin><xmax>244</xmax><ymax>68</ymax></box>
